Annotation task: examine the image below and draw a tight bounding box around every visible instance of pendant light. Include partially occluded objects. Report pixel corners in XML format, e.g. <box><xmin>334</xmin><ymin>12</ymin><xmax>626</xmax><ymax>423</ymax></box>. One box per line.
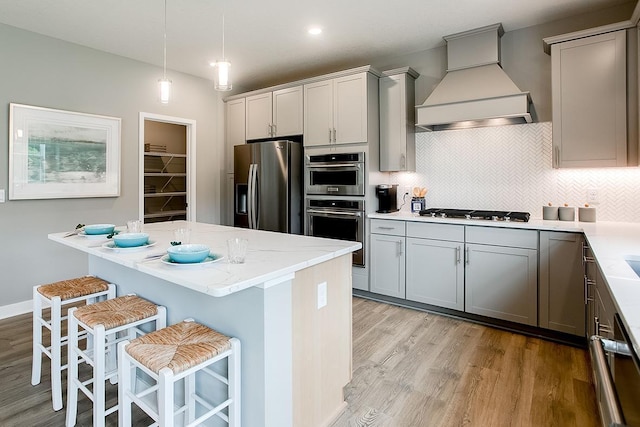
<box><xmin>158</xmin><ymin>0</ymin><xmax>171</xmax><ymax>103</ymax></box>
<box><xmin>213</xmin><ymin>15</ymin><xmax>232</xmax><ymax>91</ymax></box>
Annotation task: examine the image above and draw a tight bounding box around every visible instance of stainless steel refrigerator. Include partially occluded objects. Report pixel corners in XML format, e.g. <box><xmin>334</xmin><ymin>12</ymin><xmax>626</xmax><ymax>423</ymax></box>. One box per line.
<box><xmin>234</xmin><ymin>140</ymin><xmax>303</xmax><ymax>234</ymax></box>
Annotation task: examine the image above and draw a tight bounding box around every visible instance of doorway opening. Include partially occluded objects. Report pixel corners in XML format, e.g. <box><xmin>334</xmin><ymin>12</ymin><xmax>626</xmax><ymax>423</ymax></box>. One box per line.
<box><xmin>139</xmin><ymin>112</ymin><xmax>197</xmax><ymax>223</ymax></box>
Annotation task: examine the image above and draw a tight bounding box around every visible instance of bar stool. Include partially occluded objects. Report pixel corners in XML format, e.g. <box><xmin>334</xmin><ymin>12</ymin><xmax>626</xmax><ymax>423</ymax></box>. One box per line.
<box><xmin>66</xmin><ymin>294</ymin><xmax>167</xmax><ymax>427</ymax></box>
<box><xmin>118</xmin><ymin>320</ymin><xmax>241</xmax><ymax>427</ymax></box>
<box><xmin>32</xmin><ymin>276</ymin><xmax>116</xmax><ymax>411</ymax></box>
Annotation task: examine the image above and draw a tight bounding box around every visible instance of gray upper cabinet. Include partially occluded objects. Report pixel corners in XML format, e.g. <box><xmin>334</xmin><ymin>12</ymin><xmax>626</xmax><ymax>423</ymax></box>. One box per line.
<box><xmin>379</xmin><ymin>67</ymin><xmax>418</xmax><ymax>171</ymax></box>
<box><xmin>539</xmin><ymin>231</ymin><xmax>585</xmax><ymax>336</ymax></box>
<box><xmin>549</xmin><ymin>29</ymin><xmax>628</xmax><ymax>168</ymax></box>
<box><xmin>245</xmin><ymin>86</ymin><xmax>303</xmax><ymax>140</ymax></box>
<box><xmin>225</xmin><ymin>98</ymin><xmax>246</xmax><ymax>172</ymax></box>
<box><xmin>304</xmin><ymin>71</ymin><xmax>378</xmax><ymax>147</ymax></box>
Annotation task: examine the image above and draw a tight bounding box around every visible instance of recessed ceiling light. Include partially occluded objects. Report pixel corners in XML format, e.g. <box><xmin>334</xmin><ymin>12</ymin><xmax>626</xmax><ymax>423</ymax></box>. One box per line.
<box><xmin>308</xmin><ymin>27</ymin><xmax>322</xmax><ymax>36</ymax></box>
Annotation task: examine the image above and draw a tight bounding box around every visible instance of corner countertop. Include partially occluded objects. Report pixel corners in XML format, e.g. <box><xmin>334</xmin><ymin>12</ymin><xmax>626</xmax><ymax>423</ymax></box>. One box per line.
<box><xmin>49</xmin><ymin>221</ymin><xmax>361</xmax><ymax>297</ymax></box>
<box><xmin>369</xmin><ymin>211</ymin><xmax>640</xmax><ymax>357</ymax></box>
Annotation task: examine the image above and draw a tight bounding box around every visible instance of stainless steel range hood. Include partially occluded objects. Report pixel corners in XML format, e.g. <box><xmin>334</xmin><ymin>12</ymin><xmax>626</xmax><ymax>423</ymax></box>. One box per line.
<box><xmin>416</xmin><ymin>23</ymin><xmax>532</xmax><ymax>131</ymax></box>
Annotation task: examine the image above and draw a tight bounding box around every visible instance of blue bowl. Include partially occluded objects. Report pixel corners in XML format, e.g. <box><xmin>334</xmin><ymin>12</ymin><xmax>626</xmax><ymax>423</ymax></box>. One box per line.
<box><xmin>84</xmin><ymin>224</ymin><xmax>116</xmax><ymax>235</ymax></box>
<box><xmin>113</xmin><ymin>232</ymin><xmax>149</xmax><ymax>248</ymax></box>
<box><xmin>167</xmin><ymin>244</ymin><xmax>210</xmax><ymax>263</ymax></box>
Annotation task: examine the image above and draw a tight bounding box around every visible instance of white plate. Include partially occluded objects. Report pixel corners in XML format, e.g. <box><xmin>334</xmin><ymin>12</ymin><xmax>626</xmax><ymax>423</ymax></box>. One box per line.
<box><xmin>160</xmin><ymin>253</ymin><xmax>224</xmax><ymax>267</ymax></box>
<box><xmin>78</xmin><ymin>230</ymin><xmax>120</xmax><ymax>239</ymax></box>
<box><xmin>78</xmin><ymin>230</ymin><xmax>110</xmax><ymax>239</ymax></box>
<box><xmin>101</xmin><ymin>240</ymin><xmax>157</xmax><ymax>252</ymax></box>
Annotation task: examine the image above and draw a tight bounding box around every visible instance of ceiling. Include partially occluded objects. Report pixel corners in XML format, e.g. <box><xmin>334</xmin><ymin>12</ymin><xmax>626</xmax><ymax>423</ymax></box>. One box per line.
<box><xmin>0</xmin><ymin>0</ymin><xmax>634</xmax><ymax>92</ymax></box>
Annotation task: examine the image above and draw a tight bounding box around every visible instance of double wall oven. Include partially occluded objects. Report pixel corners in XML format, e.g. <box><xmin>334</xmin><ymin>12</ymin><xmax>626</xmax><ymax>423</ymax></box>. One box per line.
<box><xmin>305</xmin><ymin>152</ymin><xmax>365</xmax><ymax>266</ymax></box>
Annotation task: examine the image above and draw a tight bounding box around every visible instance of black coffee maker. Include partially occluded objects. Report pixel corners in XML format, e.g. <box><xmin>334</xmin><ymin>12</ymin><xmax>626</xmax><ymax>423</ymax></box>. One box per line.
<box><xmin>376</xmin><ymin>184</ymin><xmax>398</xmax><ymax>213</ymax></box>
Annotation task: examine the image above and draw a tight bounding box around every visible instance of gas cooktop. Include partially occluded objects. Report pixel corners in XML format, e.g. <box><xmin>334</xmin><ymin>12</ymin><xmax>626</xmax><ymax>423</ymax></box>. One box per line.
<box><xmin>418</xmin><ymin>208</ymin><xmax>530</xmax><ymax>222</ymax></box>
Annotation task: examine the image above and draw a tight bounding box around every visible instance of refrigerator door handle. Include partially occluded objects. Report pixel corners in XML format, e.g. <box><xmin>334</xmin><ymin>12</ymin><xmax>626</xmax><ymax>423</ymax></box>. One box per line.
<box><xmin>247</xmin><ymin>164</ymin><xmax>255</xmax><ymax>229</ymax></box>
<box><xmin>252</xmin><ymin>163</ymin><xmax>259</xmax><ymax>229</ymax></box>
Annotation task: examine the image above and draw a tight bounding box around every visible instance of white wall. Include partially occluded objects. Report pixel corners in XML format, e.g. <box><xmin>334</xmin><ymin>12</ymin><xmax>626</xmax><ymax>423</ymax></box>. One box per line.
<box><xmin>0</xmin><ymin>23</ymin><xmax>223</xmax><ymax>311</ymax></box>
<box><xmin>390</xmin><ymin>122</ymin><xmax>640</xmax><ymax>222</ymax></box>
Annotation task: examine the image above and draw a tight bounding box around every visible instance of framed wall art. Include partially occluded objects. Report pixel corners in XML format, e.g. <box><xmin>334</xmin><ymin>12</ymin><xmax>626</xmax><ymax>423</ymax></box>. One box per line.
<box><xmin>9</xmin><ymin>103</ymin><xmax>121</xmax><ymax>200</ymax></box>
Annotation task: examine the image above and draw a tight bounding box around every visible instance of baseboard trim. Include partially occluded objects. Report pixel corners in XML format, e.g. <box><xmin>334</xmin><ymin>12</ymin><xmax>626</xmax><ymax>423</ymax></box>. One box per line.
<box><xmin>0</xmin><ymin>299</ymin><xmax>32</xmax><ymax>320</ymax></box>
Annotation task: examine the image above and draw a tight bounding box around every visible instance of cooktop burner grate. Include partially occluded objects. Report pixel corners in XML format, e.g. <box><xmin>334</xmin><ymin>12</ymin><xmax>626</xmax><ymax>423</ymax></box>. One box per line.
<box><xmin>418</xmin><ymin>208</ymin><xmax>530</xmax><ymax>222</ymax></box>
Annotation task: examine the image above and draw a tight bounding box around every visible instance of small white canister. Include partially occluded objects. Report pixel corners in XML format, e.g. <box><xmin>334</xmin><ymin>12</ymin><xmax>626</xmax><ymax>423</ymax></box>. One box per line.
<box><xmin>542</xmin><ymin>204</ymin><xmax>558</xmax><ymax>220</ymax></box>
<box><xmin>558</xmin><ymin>205</ymin><xmax>575</xmax><ymax>221</ymax></box>
<box><xmin>579</xmin><ymin>205</ymin><xmax>596</xmax><ymax>222</ymax></box>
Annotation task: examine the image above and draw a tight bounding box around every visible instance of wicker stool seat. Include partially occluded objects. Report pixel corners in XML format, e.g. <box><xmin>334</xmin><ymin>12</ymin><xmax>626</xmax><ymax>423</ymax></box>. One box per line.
<box><xmin>66</xmin><ymin>295</ymin><xmax>166</xmax><ymax>427</ymax></box>
<box><xmin>37</xmin><ymin>276</ymin><xmax>111</xmax><ymax>300</ymax></box>
<box><xmin>31</xmin><ymin>276</ymin><xmax>115</xmax><ymax>411</ymax></box>
<box><xmin>73</xmin><ymin>295</ymin><xmax>160</xmax><ymax>330</ymax></box>
<box><xmin>118</xmin><ymin>320</ymin><xmax>241</xmax><ymax>427</ymax></box>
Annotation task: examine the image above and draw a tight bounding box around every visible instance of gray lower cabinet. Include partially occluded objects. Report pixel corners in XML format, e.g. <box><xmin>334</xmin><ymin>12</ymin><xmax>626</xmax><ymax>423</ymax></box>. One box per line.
<box><xmin>370</xmin><ymin>220</ymin><xmax>406</xmax><ymax>298</ymax></box>
<box><xmin>539</xmin><ymin>231</ymin><xmax>585</xmax><ymax>336</ymax></box>
<box><xmin>464</xmin><ymin>227</ymin><xmax>538</xmax><ymax>326</ymax></box>
<box><xmin>405</xmin><ymin>222</ymin><xmax>464</xmax><ymax>310</ymax></box>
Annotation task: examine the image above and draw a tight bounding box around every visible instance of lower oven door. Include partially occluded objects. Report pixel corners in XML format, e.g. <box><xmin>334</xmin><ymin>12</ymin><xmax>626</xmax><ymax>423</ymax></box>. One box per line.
<box><xmin>306</xmin><ymin>208</ymin><xmax>364</xmax><ymax>266</ymax></box>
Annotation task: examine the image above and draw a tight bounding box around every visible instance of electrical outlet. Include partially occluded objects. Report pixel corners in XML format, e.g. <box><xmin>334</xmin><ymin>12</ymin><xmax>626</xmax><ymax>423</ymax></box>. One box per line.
<box><xmin>587</xmin><ymin>188</ymin><xmax>599</xmax><ymax>204</ymax></box>
<box><xmin>0</xmin><ymin>189</ymin><xmax>4</xmax><ymax>203</ymax></box>
<box><xmin>401</xmin><ymin>186</ymin><xmax>410</xmax><ymax>196</ymax></box>
<box><xmin>317</xmin><ymin>282</ymin><xmax>327</xmax><ymax>309</ymax></box>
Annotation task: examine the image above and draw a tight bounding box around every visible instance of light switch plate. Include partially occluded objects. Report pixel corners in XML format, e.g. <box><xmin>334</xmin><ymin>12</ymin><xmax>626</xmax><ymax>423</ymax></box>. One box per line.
<box><xmin>317</xmin><ymin>282</ymin><xmax>327</xmax><ymax>309</ymax></box>
<box><xmin>0</xmin><ymin>189</ymin><xmax>5</xmax><ymax>203</ymax></box>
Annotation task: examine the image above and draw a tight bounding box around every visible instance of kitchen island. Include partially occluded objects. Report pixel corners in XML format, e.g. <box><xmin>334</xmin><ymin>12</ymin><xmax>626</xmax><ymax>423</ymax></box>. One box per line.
<box><xmin>49</xmin><ymin>220</ymin><xmax>361</xmax><ymax>427</ymax></box>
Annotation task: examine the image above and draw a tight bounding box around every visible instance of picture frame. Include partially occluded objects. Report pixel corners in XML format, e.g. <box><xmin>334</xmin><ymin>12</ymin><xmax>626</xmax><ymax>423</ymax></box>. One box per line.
<box><xmin>9</xmin><ymin>103</ymin><xmax>121</xmax><ymax>200</ymax></box>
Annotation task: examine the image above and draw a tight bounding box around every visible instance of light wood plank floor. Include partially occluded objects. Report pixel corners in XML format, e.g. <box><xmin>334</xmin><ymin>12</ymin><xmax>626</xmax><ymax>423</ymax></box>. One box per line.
<box><xmin>330</xmin><ymin>297</ymin><xmax>599</xmax><ymax>427</ymax></box>
<box><xmin>0</xmin><ymin>297</ymin><xmax>599</xmax><ymax>426</ymax></box>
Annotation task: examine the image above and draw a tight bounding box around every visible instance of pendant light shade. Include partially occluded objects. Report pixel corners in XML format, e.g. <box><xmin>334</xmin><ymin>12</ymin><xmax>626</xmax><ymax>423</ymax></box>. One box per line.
<box><xmin>159</xmin><ymin>78</ymin><xmax>171</xmax><ymax>104</ymax></box>
<box><xmin>214</xmin><ymin>60</ymin><xmax>232</xmax><ymax>91</ymax></box>
<box><xmin>214</xmin><ymin>15</ymin><xmax>232</xmax><ymax>91</ymax></box>
<box><xmin>159</xmin><ymin>0</ymin><xmax>171</xmax><ymax>103</ymax></box>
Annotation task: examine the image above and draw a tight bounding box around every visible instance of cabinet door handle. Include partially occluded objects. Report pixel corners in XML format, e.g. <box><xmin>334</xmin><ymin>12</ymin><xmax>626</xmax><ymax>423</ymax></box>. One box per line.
<box><xmin>456</xmin><ymin>246</ymin><xmax>461</xmax><ymax>264</ymax></box>
<box><xmin>328</xmin><ymin>128</ymin><xmax>332</xmax><ymax>143</ymax></box>
<box><xmin>333</xmin><ymin>128</ymin><xmax>337</xmax><ymax>143</ymax></box>
<box><xmin>584</xmin><ymin>276</ymin><xmax>595</xmax><ymax>304</ymax></box>
<box><xmin>465</xmin><ymin>246</ymin><xmax>469</xmax><ymax>265</ymax></box>
<box><xmin>554</xmin><ymin>146</ymin><xmax>560</xmax><ymax>168</ymax></box>
<box><xmin>400</xmin><ymin>154</ymin><xmax>406</xmax><ymax>169</ymax></box>
<box><xmin>397</xmin><ymin>240</ymin><xmax>403</xmax><ymax>257</ymax></box>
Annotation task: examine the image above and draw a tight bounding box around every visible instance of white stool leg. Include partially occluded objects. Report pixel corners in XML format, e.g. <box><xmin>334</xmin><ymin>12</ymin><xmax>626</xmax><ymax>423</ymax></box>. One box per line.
<box><xmin>159</xmin><ymin>368</ymin><xmax>175</xmax><ymax>427</ymax></box>
<box><xmin>93</xmin><ymin>324</ymin><xmax>106</xmax><ymax>427</ymax></box>
<box><xmin>118</xmin><ymin>341</ymin><xmax>132</xmax><ymax>427</ymax></box>
<box><xmin>50</xmin><ymin>296</ymin><xmax>63</xmax><ymax>411</ymax></box>
<box><xmin>31</xmin><ymin>287</ymin><xmax>42</xmax><ymax>386</ymax></box>
<box><xmin>229</xmin><ymin>338</ymin><xmax>242</xmax><ymax>427</ymax></box>
<box><xmin>185</xmin><ymin>371</ymin><xmax>195</xmax><ymax>424</ymax></box>
<box><xmin>65</xmin><ymin>308</ymin><xmax>80</xmax><ymax>427</ymax></box>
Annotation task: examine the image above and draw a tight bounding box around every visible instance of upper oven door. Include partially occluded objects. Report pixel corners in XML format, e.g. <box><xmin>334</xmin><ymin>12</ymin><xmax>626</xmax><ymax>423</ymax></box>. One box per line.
<box><xmin>305</xmin><ymin>153</ymin><xmax>365</xmax><ymax>196</ymax></box>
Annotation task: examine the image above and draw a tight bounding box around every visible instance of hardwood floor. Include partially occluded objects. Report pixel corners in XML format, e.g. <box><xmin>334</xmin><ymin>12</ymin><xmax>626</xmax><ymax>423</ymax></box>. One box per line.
<box><xmin>330</xmin><ymin>297</ymin><xmax>599</xmax><ymax>427</ymax></box>
<box><xmin>0</xmin><ymin>297</ymin><xmax>599</xmax><ymax>426</ymax></box>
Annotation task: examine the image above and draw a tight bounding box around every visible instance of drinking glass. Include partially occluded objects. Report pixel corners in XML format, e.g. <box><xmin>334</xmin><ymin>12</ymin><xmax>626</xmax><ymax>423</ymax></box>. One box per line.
<box><xmin>127</xmin><ymin>219</ymin><xmax>143</xmax><ymax>233</ymax></box>
<box><xmin>173</xmin><ymin>228</ymin><xmax>191</xmax><ymax>244</ymax></box>
<box><xmin>227</xmin><ymin>238</ymin><xmax>248</xmax><ymax>264</ymax></box>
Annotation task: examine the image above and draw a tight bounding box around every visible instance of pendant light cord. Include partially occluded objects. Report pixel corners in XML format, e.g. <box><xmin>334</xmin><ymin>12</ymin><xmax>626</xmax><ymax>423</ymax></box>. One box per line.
<box><xmin>163</xmin><ymin>0</ymin><xmax>167</xmax><ymax>79</ymax></box>
<box><xmin>222</xmin><ymin>14</ymin><xmax>225</xmax><ymax>60</ymax></box>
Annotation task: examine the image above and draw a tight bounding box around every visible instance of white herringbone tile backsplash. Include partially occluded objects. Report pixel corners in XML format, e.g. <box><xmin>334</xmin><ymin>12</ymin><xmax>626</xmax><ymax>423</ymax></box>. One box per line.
<box><xmin>391</xmin><ymin>122</ymin><xmax>640</xmax><ymax>222</ymax></box>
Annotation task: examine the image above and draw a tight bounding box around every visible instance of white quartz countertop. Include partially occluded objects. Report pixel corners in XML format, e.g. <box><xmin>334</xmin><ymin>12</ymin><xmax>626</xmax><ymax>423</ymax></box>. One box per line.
<box><xmin>370</xmin><ymin>212</ymin><xmax>640</xmax><ymax>356</ymax></box>
<box><xmin>49</xmin><ymin>221</ymin><xmax>361</xmax><ymax>297</ymax></box>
